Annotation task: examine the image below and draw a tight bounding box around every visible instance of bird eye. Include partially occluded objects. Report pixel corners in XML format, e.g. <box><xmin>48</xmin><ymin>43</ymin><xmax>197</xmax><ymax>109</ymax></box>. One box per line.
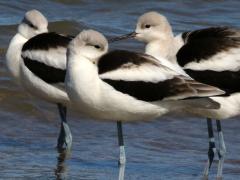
<box><xmin>145</xmin><ymin>24</ymin><xmax>151</xmax><ymax>28</ymax></box>
<box><xmin>94</xmin><ymin>45</ymin><xmax>101</xmax><ymax>49</ymax></box>
<box><xmin>29</xmin><ymin>23</ymin><xmax>37</xmax><ymax>29</ymax></box>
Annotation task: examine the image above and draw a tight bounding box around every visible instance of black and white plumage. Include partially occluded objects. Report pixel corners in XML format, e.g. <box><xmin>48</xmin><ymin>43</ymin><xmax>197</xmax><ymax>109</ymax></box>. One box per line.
<box><xmin>178</xmin><ymin>27</ymin><xmax>240</xmax><ymax>95</ymax></box>
<box><xmin>21</xmin><ymin>32</ymin><xmax>71</xmax><ymax>87</ymax></box>
<box><xmin>65</xmin><ymin>30</ymin><xmax>224</xmax><ymax>167</ymax></box>
<box><xmin>169</xmin><ymin>27</ymin><xmax>240</xmax><ymax>121</ymax></box>
<box><xmin>23</xmin><ymin>56</ymin><xmax>66</xmax><ymax>84</ymax></box>
<box><xmin>66</xmin><ymin>42</ymin><xmax>223</xmax><ymax>121</ymax></box>
<box><xmin>175</xmin><ymin>27</ymin><xmax>240</xmax><ymax>179</ymax></box>
<box><xmin>5</xmin><ymin>9</ymin><xmax>74</xmax><ymax>151</ymax></box>
<box><xmin>20</xmin><ymin>32</ymin><xmax>73</xmax><ymax>150</ymax></box>
<box><xmin>178</xmin><ymin>27</ymin><xmax>240</xmax><ymax>66</ymax></box>
<box><xmin>6</xmin><ymin>9</ymin><xmax>48</xmax><ymax>84</ymax></box>
<box><xmin>99</xmin><ymin>50</ymin><xmax>224</xmax><ymax>102</ymax></box>
<box><xmin>118</xmin><ymin>11</ymin><xmax>240</xmax><ymax>119</ymax></box>
<box><xmin>66</xmin><ymin>30</ymin><xmax>224</xmax><ymax>122</ymax></box>
<box><xmin>116</xmin><ymin>11</ymin><xmax>240</xmax><ymax>178</ymax></box>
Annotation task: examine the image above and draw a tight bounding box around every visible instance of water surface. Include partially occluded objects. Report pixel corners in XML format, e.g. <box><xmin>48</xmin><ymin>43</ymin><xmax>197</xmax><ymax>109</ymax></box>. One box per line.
<box><xmin>1</xmin><ymin>0</ymin><xmax>240</xmax><ymax>179</ymax></box>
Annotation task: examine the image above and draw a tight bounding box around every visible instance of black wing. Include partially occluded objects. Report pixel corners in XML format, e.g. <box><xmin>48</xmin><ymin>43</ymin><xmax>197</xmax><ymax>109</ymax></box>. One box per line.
<box><xmin>23</xmin><ymin>57</ymin><xmax>66</xmax><ymax>83</ymax></box>
<box><xmin>177</xmin><ymin>27</ymin><xmax>240</xmax><ymax>93</ymax></box>
<box><xmin>185</xmin><ymin>69</ymin><xmax>240</xmax><ymax>94</ymax></box>
<box><xmin>22</xmin><ymin>32</ymin><xmax>72</xmax><ymax>51</ymax></box>
<box><xmin>102</xmin><ymin>77</ymin><xmax>198</xmax><ymax>102</ymax></box>
<box><xmin>22</xmin><ymin>32</ymin><xmax>71</xmax><ymax>84</ymax></box>
<box><xmin>99</xmin><ymin>50</ymin><xmax>224</xmax><ymax>102</ymax></box>
<box><xmin>177</xmin><ymin>27</ymin><xmax>240</xmax><ymax>67</ymax></box>
<box><xmin>98</xmin><ymin>50</ymin><xmax>158</xmax><ymax>74</ymax></box>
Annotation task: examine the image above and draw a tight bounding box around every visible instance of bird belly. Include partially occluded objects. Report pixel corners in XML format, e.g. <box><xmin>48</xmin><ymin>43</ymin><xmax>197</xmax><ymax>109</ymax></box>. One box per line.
<box><xmin>20</xmin><ymin>61</ymin><xmax>69</xmax><ymax>105</ymax></box>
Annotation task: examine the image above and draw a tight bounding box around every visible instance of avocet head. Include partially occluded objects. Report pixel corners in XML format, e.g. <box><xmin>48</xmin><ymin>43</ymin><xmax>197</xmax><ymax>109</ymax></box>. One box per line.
<box><xmin>68</xmin><ymin>29</ymin><xmax>108</xmax><ymax>62</ymax></box>
<box><xmin>18</xmin><ymin>9</ymin><xmax>48</xmax><ymax>39</ymax></box>
<box><xmin>110</xmin><ymin>11</ymin><xmax>173</xmax><ymax>43</ymax></box>
<box><xmin>135</xmin><ymin>11</ymin><xmax>173</xmax><ymax>43</ymax></box>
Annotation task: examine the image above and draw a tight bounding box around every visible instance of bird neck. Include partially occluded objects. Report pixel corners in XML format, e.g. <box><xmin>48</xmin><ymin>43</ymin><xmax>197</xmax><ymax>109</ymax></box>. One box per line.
<box><xmin>5</xmin><ymin>33</ymin><xmax>28</xmax><ymax>83</ymax></box>
<box><xmin>144</xmin><ymin>35</ymin><xmax>188</xmax><ymax>76</ymax></box>
<box><xmin>173</xmin><ymin>33</ymin><xmax>185</xmax><ymax>58</ymax></box>
<box><xmin>145</xmin><ymin>33</ymin><xmax>180</xmax><ymax>64</ymax></box>
<box><xmin>66</xmin><ymin>54</ymin><xmax>101</xmax><ymax>108</ymax></box>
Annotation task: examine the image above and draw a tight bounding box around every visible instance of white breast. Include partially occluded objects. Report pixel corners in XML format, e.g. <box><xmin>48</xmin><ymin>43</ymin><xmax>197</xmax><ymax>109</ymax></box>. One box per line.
<box><xmin>66</xmin><ymin>56</ymin><xmax>168</xmax><ymax>121</ymax></box>
<box><xmin>6</xmin><ymin>33</ymin><xmax>28</xmax><ymax>84</ymax></box>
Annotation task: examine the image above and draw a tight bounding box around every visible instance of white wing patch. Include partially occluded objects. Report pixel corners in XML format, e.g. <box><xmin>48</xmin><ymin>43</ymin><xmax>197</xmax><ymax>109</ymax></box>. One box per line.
<box><xmin>184</xmin><ymin>47</ymin><xmax>240</xmax><ymax>71</ymax></box>
<box><xmin>22</xmin><ymin>47</ymin><xmax>67</xmax><ymax>70</ymax></box>
<box><xmin>100</xmin><ymin>61</ymin><xmax>187</xmax><ymax>83</ymax></box>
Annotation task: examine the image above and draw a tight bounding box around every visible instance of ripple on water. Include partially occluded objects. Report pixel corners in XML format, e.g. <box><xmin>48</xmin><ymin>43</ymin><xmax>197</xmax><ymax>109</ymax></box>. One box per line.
<box><xmin>0</xmin><ymin>0</ymin><xmax>240</xmax><ymax>179</ymax></box>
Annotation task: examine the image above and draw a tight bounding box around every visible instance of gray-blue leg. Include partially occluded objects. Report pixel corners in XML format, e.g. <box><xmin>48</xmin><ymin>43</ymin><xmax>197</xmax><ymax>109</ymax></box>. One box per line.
<box><xmin>57</xmin><ymin>104</ymin><xmax>72</xmax><ymax>151</ymax></box>
<box><xmin>216</xmin><ymin>120</ymin><xmax>226</xmax><ymax>180</ymax></box>
<box><xmin>117</xmin><ymin>121</ymin><xmax>126</xmax><ymax>180</ymax></box>
<box><xmin>118</xmin><ymin>162</ymin><xmax>125</xmax><ymax>180</ymax></box>
<box><xmin>203</xmin><ymin>118</ymin><xmax>217</xmax><ymax>178</ymax></box>
<box><xmin>117</xmin><ymin>121</ymin><xmax>126</xmax><ymax>165</ymax></box>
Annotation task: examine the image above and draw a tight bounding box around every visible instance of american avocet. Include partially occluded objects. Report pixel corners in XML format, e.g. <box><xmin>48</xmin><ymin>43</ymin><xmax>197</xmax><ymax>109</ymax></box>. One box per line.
<box><xmin>65</xmin><ymin>29</ymin><xmax>224</xmax><ymax>165</ymax></box>
<box><xmin>113</xmin><ymin>11</ymin><xmax>240</xmax><ymax>178</ymax></box>
<box><xmin>20</xmin><ymin>32</ymin><xmax>73</xmax><ymax>150</ymax></box>
<box><xmin>6</xmin><ymin>9</ymin><xmax>72</xmax><ymax>151</ymax></box>
<box><xmin>6</xmin><ymin>9</ymin><xmax>48</xmax><ymax>84</ymax></box>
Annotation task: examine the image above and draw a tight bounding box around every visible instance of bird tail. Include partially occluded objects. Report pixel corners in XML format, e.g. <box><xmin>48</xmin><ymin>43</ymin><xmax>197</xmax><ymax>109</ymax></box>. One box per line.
<box><xmin>161</xmin><ymin>97</ymin><xmax>220</xmax><ymax>113</ymax></box>
<box><xmin>184</xmin><ymin>78</ymin><xmax>225</xmax><ymax>98</ymax></box>
<box><xmin>179</xmin><ymin>98</ymin><xmax>220</xmax><ymax>109</ymax></box>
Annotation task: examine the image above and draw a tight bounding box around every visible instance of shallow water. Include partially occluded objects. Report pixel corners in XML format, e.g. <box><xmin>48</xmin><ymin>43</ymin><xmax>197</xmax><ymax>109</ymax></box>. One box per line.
<box><xmin>1</xmin><ymin>0</ymin><xmax>240</xmax><ymax>179</ymax></box>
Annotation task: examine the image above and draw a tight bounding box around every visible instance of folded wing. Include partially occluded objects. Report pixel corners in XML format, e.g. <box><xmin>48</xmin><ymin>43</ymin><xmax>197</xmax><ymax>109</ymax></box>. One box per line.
<box><xmin>177</xmin><ymin>27</ymin><xmax>240</xmax><ymax>93</ymax></box>
<box><xmin>21</xmin><ymin>32</ymin><xmax>72</xmax><ymax>83</ymax></box>
<box><xmin>99</xmin><ymin>50</ymin><xmax>224</xmax><ymax>102</ymax></box>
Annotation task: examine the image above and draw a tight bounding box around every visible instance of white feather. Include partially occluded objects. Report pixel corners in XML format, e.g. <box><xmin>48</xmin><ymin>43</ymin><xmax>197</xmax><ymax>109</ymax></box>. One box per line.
<box><xmin>99</xmin><ymin>62</ymin><xmax>177</xmax><ymax>83</ymax></box>
<box><xmin>184</xmin><ymin>48</ymin><xmax>240</xmax><ymax>71</ymax></box>
<box><xmin>20</xmin><ymin>60</ymin><xmax>69</xmax><ymax>105</ymax></box>
<box><xmin>138</xmin><ymin>13</ymin><xmax>240</xmax><ymax>121</ymax></box>
<box><xmin>22</xmin><ymin>47</ymin><xmax>67</xmax><ymax>70</ymax></box>
<box><xmin>6</xmin><ymin>33</ymin><xmax>28</xmax><ymax>84</ymax></box>
<box><xmin>66</xmin><ymin>55</ymin><xmax>168</xmax><ymax>122</ymax></box>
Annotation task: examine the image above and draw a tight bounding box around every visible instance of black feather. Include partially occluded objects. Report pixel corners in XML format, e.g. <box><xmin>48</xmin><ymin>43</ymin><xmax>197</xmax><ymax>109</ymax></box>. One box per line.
<box><xmin>22</xmin><ymin>32</ymin><xmax>72</xmax><ymax>51</ymax></box>
<box><xmin>98</xmin><ymin>50</ymin><xmax>157</xmax><ymax>74</ymax></box>
<box><xmin>23</xmin><ymin>57</ymin><xmax>66</xmax><ymax>83</ymax></box>
<box><xmin>178</xmin><ymin>27</ymin><xmax>240</xmax><ymax>67</ymax></box>
<box><xmin>102</xmin><ymin>77</ymin><xmax>194</xmax><ymax>102</ymax></box>
<box><xmin>185</xmin><ymin>69</ymin><xmax>240</xmax><ymax>94</ymax></box>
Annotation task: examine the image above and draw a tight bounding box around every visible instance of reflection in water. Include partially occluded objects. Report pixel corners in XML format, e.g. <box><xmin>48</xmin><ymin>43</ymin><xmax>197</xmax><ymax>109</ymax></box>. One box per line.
<box><xmin>55</xmin><ymin>149</ymin><xmax>71</xmax><ymax>180</ymax></box>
